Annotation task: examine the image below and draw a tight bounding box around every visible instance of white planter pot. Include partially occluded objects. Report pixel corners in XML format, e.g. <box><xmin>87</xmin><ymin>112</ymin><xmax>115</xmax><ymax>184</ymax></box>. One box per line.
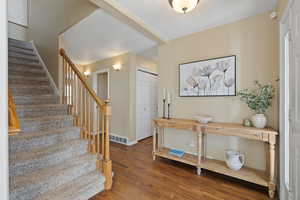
<box><xmin>251</xmin><ymin>114</ymin><xmax>267</xmax><ymax>129</ymax></box>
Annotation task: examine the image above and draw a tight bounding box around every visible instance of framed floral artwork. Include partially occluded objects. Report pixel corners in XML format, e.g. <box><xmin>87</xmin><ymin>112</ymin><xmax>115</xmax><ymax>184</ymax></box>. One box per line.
<box><xmin>179</xmin><ymin>55</ymin><xmax>236</xmax><ymax>97</ymax></box>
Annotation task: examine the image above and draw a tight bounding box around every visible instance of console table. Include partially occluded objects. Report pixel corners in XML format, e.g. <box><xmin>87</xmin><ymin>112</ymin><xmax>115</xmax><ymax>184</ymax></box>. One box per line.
<box><xmin>152</xmin><ymin>118</ymin><xmax>278</xmax><ymax>198</ymax></box>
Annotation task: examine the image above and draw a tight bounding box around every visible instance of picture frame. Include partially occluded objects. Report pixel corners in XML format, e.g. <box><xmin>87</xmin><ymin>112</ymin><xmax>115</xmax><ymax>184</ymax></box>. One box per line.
<box><xmin>179</xmin><ymin>55</ymin><xmax>236</xmax><ymax>97</ymax></box>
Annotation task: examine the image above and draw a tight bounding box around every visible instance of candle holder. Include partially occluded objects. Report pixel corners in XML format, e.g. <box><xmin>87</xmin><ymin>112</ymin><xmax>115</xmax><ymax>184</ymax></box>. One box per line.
<box><xmin>163</xmin><ymin>99</ymin><xmax>166</xmax><ymax>118</ymax></box>
<box><xmin>167</xmin><ymin>103</ymin><xmax>171</xmax><ymax>119</ymax></box>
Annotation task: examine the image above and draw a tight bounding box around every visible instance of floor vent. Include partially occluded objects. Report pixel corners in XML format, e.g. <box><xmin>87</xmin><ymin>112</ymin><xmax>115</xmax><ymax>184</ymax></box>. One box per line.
<box><xmin>110</xmin><ymin>134</ymin><xmax>128</xmax><ymax>145</ymax></box>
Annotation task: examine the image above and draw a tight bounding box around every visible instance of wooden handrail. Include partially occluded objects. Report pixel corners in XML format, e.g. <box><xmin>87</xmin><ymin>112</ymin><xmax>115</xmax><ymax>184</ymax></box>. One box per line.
<box><xmin>8</xmin><ymin>89</ymin><xmax>21</xmax><ymax>135</ymax></box>
<box><xmin>59</xmin><ymin>49</ymin><xmax>105</xmax><ymax>108</ymax></box>
<box><xmin>60</xmin><ymin>48</ymin><xmax>112</xmax><ymax>190</ymax></box>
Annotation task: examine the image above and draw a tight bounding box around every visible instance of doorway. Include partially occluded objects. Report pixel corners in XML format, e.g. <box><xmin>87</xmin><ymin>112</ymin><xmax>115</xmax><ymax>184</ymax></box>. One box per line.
<box><xmin>92</xmin><ymin>69</ymin><xmax>109</xmax><ymax>100</ymax></box>
<box><xmin>136</xmin><ymin>69</ymin><xmax>158</xmax><ymax>141</ymax></box>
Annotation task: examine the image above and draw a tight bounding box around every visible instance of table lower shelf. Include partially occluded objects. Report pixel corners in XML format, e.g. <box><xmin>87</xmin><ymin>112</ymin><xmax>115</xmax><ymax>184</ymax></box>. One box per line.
<box><xmin>154</xmin><ymin>147</ymin><xmax>268</xmax><ymax>187</ymax></box>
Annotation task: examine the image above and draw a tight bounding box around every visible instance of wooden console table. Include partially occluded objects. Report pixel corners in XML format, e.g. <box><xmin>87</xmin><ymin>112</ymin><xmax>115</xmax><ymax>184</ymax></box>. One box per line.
<box><xmin>153</xmin><ymin>118</ymin><xmax>278</xmax><ymax>198</ymax></box>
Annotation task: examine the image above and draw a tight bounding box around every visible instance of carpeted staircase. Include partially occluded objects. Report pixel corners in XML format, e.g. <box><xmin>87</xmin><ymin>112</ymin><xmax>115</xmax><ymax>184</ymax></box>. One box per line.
<box><xmin>8</xmin><ymin>38</ymin><xmax>105</xmax><ymax>200</ymax></box>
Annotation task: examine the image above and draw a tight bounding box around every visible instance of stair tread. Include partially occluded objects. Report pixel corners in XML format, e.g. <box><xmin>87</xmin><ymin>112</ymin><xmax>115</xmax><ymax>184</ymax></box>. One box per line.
<box><xmin>21</xmin><ymin>115</ymin><xmax>73</xmax><ymax>122</ymax></box>
<box><xmin>10</xmin><ymin>139</ymin><xmax>87</xmax><ymax>164</ymax></box>
<box><xmin>10</xmin><ymin>126</ymin><xmax>80</xmax><ymax>140</ymax></box>
<box><xmin>14</xmin><ymin>94</ymin><xmax>57</xmax><ymax>98</ymax></box>
<box><xmin>9</xmin><ymin>75</ymin><xmax>47</xmax><ymax>80</ymax></box>
<box><xmin>9</xmin><ymin>61</ymin><xmax>42</xmax><ymax>67</ymax></box>
<box><xmin>9</xmin><ymin>127</ymin><xmax>81</xmax><ymax>154</ymax></box>
<box><xmin>16</xmin><ymin>104</ymin><xmax>67</xmax><ymax>109</ymax></box>
<box><xmin>9</xmin><ymin>46</ymin><xmax>35</xmax><ymax>55</ymax></box>
<box><xmin>10</xmin><ymin>84</ymin><xmax>50</xmax><ymax>89</ymax></box>
<box><xmin>35</xmin><ymin>170</ymin><xmax>105</xmax><ymax>200</ymax></box>
<box><xmin>9</xmin><ymin>54</ymin><xmax>39</xmax><ymax>62</ymax></box>
<box><xmin>10</xmin><ymin>153</ymin><xmax>97</xmax><ymax>191</ymax></box>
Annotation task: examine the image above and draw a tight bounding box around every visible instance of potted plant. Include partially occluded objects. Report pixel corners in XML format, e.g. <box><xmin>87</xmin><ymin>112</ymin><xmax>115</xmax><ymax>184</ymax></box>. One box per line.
<box><xmin>238</xmin><ymin>81</ymin><xmax>275</xmax><ymax>128</ymax></box>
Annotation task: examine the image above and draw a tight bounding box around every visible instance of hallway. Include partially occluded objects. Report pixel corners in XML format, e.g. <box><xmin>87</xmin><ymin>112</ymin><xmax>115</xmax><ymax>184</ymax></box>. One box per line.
<box><xmin>92</xmin><ymin>138</ymin><xmax>271</xmax><ymax>200</ymax></box>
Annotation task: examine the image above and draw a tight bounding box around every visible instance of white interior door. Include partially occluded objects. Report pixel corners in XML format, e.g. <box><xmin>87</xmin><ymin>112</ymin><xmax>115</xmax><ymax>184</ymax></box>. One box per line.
<box><xmin>290</xmin><ymin>0</ymin><xmax>300</xmax><ymax>199</ymax></box>
<box><xmin>281</xmin><ymin>1</ymin><xmax>300</xmax><ymax>199</ymax></box>
<box><xmin>136</xmin><ymin>70</ymin><xmax>158</xmax><ymax>141</ymax></box>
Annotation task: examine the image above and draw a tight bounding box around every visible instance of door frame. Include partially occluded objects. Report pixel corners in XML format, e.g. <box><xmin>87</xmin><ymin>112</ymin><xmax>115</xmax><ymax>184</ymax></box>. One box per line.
<box><xmin>92</xmin><ymin>68</ymin><xmax>110</xmax><ymax>100</ymax></box>
<box><xmin>0</xmin><ymin>0</ymin><xmax>9</xmax><ymax>199</ymax></box>
<box><xmin>279</xmin><ymin>0</ymin><xmax>295</xmax><ymax>199</ymax></box>
<box><xmin>135</xmin><ymin>68</ymin><xmax>158</xmax><ymax>142</ymax></box>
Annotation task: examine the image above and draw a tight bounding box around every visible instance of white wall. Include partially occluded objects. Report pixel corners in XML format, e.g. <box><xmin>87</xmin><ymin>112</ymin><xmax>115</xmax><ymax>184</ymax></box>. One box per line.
<box><xmin>8</xmin><ymin>22</ymin><xmax>27</xmax><ymax>40</ymax></box>
<box><xmin>8</xmin><ymin>0</ymin><xmax>28</xmax><ymax>40</ymax></box>
<box><xmin>8</xmin><ymin>0</ymin><xmax>28</xmax><ymax>26</ymax></box>
<box><xmin>0</xmin><ymin>0</ymin><xmax>9</xmax><ymax>199</ymax></box>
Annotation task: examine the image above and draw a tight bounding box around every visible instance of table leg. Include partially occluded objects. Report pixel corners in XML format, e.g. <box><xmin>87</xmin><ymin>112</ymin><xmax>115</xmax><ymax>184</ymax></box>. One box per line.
<box><xmin>197</xmin><ymin>132</ymin><xmax>203</xmax><ymax>176</ymax></box>
<box><xmin>161</xmin><ymin>127</ymin><xmax>164</xmax><ymax>148</ymax></box>
<box><xmin>152</xmin><ymin>126</ymin><xmax>157</xmax><ymax>161</ymax></box>
<box><xmin>268</xmin><ymin>135</ymin><xmax>276</xmax><ymax>198</ymax></box>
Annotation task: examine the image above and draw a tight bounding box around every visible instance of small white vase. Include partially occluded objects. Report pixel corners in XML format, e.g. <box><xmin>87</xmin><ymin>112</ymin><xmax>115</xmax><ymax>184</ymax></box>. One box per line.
<box><xmin>251</xmin><ymin>114</ymin><xmax>267</xmax><ymax>129</ymax></box>
<box><xmin>225</xmin><ymin>150</ymin><xmax>245</xmax><ymax>171</ymax></box>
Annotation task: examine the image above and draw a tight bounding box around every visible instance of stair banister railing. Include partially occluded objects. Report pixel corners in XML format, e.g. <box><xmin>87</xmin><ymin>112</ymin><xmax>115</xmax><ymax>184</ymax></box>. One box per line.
<box><xmin>8</xmin><ymin>89</ymin><xmax>21</xmax><ymax>135</ymax></box>
<box><xmin>59</xmin><ymin>49</ymin><xmax>112</xmax><ymax>190</ymax></box>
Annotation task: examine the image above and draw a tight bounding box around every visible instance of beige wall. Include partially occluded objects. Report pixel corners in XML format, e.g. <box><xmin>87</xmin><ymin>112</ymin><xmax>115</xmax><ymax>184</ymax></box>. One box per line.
<box><xmin>277</xmin><ymin>0</ymin><xmax>289</xmax><ymax>20</ymax></box>
<box><xmin>85</xmin><ymin>53</ymin><xmax>157</xmax><ymax>142</ymax></box>
<box><xmin>85</xmin><ymin>53</ymin><xmax>132</xmax><ymax>140</ymax></box>
<box><xmin>27</xmin><ymin>0</ymin><xmax>97</xmax><ymax>86</ymax></box>
<box><xmin>158</xmin><ymin>12</ymin><xmax>279</xmax><ymax>170</ymax></box>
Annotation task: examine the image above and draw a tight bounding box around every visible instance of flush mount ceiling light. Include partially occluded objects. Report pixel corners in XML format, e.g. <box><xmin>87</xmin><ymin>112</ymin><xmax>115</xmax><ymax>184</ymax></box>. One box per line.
<box><xmin>168</xmin><ymin>0</ymin><xmax>199</xmax><ymax>14</ymax></box>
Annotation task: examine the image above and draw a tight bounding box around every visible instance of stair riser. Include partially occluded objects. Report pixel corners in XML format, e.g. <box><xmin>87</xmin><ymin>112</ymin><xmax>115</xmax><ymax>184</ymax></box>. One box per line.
<box><xmin>10</xmin><ymin>141</ymin><xmax>88</xmax><ymax>177</ymax></box>
<box><xmin>9</xmin><ymin>52</ymin><xmax>39</xmax><ymax>62</ymax></box>
<box><xmin>9</xmin><ymin>78</ymin><xmax>50</xmax><ymax>86</ymax></box>
<box><xmin>9</xmin><ymin>61</ymin><xmax>42</xmax><ymax>69</ymax></box>
<box><xmin>13</xmin><ymin>96</ymin><xmax>59</xmax><ymax>105</ymax></box>
<box><xmin>11</xmin><ymin>87</ymin><xmax>53</xmax><ymax>96</ymax></box>
<box><xmin>9</xmin><ymin>46</ymin><xmax>35</xmax><ymax>56</ymax></box>
<box><xmin>9</xmin><ymin>63</ymin><xmax>44</xmax><ymax>73</ymax></box>
<box><xmin>9</xmin><ymin>159</ymin><xmax>97</xmax><ymax>200</ymax></box>
<box><xmin>9</xmin><ymin>70</ymin><xmax>46</xmax><ymax>77</ymax></box>
<box><xmin>20</xmin><ymin>118</ymin><xmax>74</xmax><ymax>132</ymax></box>
<box><xmin>16</xmin><ymin>106</ymin><xmax>68</xmax><ymax>119</ymax></box>
<box><xmin>9</xmin><ymin>128</ymin><xmax>81</xmax><ymax>153</ymax></box>
<box><xmin>8</xmin><ymin>40</ymin><xmax>33</xmax><ymax>50</ymax></box>
<box><xmin>9</xmin><ymin>57</ymin><xmax>40</xmax><ymax>66</ymax></box>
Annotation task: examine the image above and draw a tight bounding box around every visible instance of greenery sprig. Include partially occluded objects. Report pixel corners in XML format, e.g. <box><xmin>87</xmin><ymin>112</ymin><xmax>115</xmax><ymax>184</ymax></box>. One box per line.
<box><xmin>238</xmin><ymin>81</ymin><xmax>275</xmax><ymax>114</ymax></box>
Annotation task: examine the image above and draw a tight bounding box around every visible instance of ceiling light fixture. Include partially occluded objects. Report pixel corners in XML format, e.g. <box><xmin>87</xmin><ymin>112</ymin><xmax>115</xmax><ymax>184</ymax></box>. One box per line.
<box><xmin>168</xmin><ymin>0</ymin><xmax>199</xmax><ymax>14</ymax></box>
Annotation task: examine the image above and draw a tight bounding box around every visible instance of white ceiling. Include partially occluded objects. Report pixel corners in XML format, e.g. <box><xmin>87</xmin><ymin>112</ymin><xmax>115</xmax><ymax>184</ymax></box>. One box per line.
<box><xmin>63</xmin><ymin>0</ymin><xmax>278</xmax><ymax>64</ymax></box>
<box><xmin>115</xmin><ymin>0</ymin><xmax>278</xmax><ymax>41</ymax></box>
<box><xmin>62</xmin><ymin>9</ymin><xmax>157</xmax><ymax>65</ymax></box>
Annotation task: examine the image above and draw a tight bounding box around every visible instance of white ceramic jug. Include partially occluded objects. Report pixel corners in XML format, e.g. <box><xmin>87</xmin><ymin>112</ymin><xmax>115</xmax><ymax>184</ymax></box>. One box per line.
<box><xmin>225</xmin><ymin>150</ymin><xmax>245</xmax><ymax>171</ymax></box>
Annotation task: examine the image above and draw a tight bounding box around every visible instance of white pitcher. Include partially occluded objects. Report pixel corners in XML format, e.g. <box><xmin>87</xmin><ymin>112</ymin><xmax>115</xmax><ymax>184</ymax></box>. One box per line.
<box><xmin>225</xmin><ymin>150</ymin><xmax>245</xmax><ymax>171</ymax></box>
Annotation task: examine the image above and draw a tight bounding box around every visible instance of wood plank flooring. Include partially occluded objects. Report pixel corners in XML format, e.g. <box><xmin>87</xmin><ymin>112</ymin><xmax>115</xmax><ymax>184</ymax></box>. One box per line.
<box><xmin>91</xmin><ymin>137</ymin><xmax>273</xmax><ymax>200</ymax></box>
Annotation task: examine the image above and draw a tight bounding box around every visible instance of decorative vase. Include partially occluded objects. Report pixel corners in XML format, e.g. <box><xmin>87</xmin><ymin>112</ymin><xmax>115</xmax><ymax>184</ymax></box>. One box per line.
<box><xmin>251</xmin><ymin>114</ymin><xmax>267</xmax><ymax>129</ymax></box>
<box><xmin>225</xmin><ymin>150</ymin><xmax>245</xmax><ymax>171</ymax></box>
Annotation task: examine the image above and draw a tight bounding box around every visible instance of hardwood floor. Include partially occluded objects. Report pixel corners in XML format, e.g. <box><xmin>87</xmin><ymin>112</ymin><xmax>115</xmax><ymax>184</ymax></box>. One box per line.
<box><xmin>91</xmin><ymin>137</ymin><xmax>273</xmax><ymax>200</ymax></box>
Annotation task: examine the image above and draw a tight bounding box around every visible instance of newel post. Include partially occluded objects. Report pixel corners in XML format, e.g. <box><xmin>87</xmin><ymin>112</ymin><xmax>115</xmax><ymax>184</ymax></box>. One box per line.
<box><xmin>103</xmin><ymin>100</ymin><xmax>112</xmax><ymax>190</ymax></box>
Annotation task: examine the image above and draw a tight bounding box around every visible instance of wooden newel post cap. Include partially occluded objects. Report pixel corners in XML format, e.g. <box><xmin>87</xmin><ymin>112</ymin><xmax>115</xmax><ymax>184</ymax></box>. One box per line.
<box><xmin>59</xmin><ymin>49</ymin><xmax>66</xmax><ymax>55</ymax></box>
<box><xmin>104</xmin><ymin>99</ymin><xmax>112</xmax><ymax>116</ymax></box>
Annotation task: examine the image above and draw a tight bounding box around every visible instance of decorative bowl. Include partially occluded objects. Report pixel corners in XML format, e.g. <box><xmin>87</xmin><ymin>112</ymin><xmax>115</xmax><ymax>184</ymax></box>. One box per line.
<box><xmin>194</xmin><ymin>115</ymin><xmax>213</xmax><ymax>124</ymax></box>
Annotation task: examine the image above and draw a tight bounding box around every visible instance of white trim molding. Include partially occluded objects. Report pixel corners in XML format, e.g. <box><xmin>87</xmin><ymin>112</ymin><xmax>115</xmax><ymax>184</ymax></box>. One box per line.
<box><xmin>0</xmin><ymin>0</ymin><xmax>9</xmax><ymax>199</ymax></box>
